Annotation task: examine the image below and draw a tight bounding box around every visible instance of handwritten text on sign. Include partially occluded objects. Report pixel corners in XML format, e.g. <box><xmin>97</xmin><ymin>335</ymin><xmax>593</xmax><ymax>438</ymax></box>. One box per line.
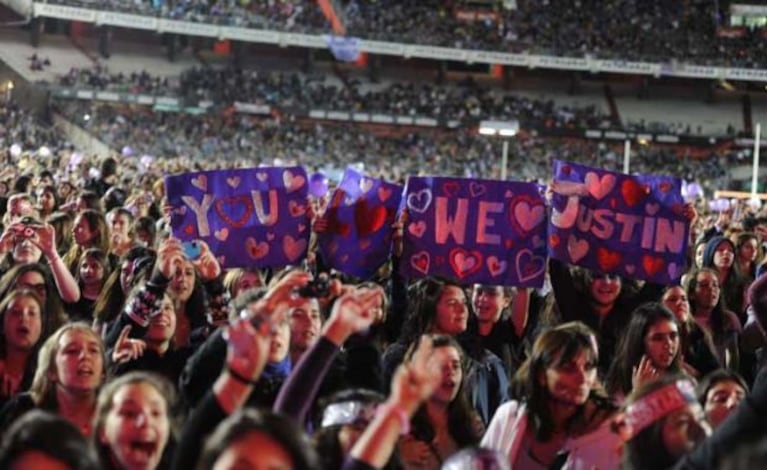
<box><xmin>400</xmin><ymin>176</ymin><xmax>547</xmax><ymax>287</ymax></box>
<box><xmin>164</xmin><ymin>167</ymin><xmax>310</xmax><ymax>268</ymax></box>
<box><xmin>547</xmin><ymin>160</ymin><xmax>689</xmax><ymax>283</ymax></box>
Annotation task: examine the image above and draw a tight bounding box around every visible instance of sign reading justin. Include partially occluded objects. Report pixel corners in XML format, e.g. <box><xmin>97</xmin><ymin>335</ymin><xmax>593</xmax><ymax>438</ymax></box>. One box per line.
<box><xmin>548</xmin><ymin>160</ymin><xmax>689</xmax><ymax>283</ymax></box>
<box><xmin>317</xmin><ymin>167</ymin><xmax>403</xmax><ymax>279</ymax></box>
<box><xmin>164</xmin><ymin>167</ymin><xmax>310</xmax><ymax>268</ymax></box>
<box><xmin>400</xmin><ymin>176</ymin><xmax>547</xmax><ymax>287</ymax></box>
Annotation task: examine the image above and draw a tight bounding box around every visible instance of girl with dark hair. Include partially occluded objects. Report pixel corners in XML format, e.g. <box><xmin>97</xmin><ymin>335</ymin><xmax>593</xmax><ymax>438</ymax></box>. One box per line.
<box><xmin>0</xmin><ymin>263</ymin><xmax>69</xmax><ymax>333</ymax></box>
<box><xmin>35</xmin><ymin>185</ymin><xmax>59</xmax><ymax>221</ymax></box>
<box><xmin>382</xmin><ymin>277</ymin><xmax>509</xmax><ymax>426</ymax></box>
<box><xmin>734</xmin><ymin>232</ymin><xmax>761</xmax><ymax>282</ymax></box>
<box><xmin>66</xmin><ymin>248</ymin><xmax>111</xmax><ymax>323</ymax></box>
<box><xmin>92</xmin><ymin>372</ymin><xmax>174</xmax><ymax>470</ymax></box>
<box><xmin>696</xmin><ymin>369</ymin><xmax>748</xmax><ymax>429</ymax></box>
<box><xmin>482</xmin><ymin>322</ymin><xmax>619</xmax><ymax>469</ymax></box>
<box><xmin>701</xmin><ymin>236</ymin><xmax>748</xmax><ymax>321</ymax></box>
<box><xmin>471</xmin><ymin>284</ymin><xmax>530</xmax><ymax>375</ymax></box>
<box><xmin>63</xmin><ymin>209</ymin><xmax>112</xmax><ymax>276</ymax></box>
<box><xmin>687</xmin><ymin>268</ymin><xmax>741</xmax><ymax>371</ymax></box>
<box><xmin>0</xmin><ymin>289</ymin><xmax>46</xmax><ymax>408</ymax></box>
<box><xmin>399</xmin><ymin>335</ymin><xmax>482</xmax><ymax>469</ymax></box>
<box><xmin>605</xmin><ymin>302</ymin><xmax>684</xmax><ymax>400</ymax></box>
<box><xmin>0</xmin><ymin>323</ymin><xmax>105</xmax><ymax>436</ymax></box>
<box><xmin>0</xmin><ymin>409</ymin><xmax>99</xmax><ymax>470</ymax></box>
<box><xmin>661</xmin><ymin>285</ymin><xmax>720</xmax><ymax>378</ymax></box>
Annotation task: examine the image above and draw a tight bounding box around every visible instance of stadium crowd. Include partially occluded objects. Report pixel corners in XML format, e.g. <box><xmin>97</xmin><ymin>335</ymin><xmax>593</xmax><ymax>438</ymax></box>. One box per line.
<box><xmin>46</xmin><ymin>0</ymin><xmax>767</xmax><ymax>68</ymax></box>
<box><xmin>0</xmin><ymin>95</ymin><xmax>766</xmax><ymax>469</ymax></box>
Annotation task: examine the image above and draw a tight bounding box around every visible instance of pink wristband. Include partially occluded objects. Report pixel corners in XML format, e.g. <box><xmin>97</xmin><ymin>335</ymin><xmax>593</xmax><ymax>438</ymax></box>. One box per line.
<box><xmin>376</xmin><ymin>403</ymin><xmax>411</xmax><ymax>435</ymax></box>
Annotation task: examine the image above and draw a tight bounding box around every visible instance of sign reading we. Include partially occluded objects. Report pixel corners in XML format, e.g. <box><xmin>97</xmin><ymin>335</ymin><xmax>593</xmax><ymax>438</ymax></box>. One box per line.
<box><xmin>400</xmin><ymin>176</ymin><xmax>547</xmax><ymax>287</ymax></box>
<box><xmin>164</xmin><ymin>167</ymin><xmax>310</xmax><ymax>268</ymax></box>
<box><xmin>548</xmin><ymin>160</ymin><xmax>689</xmax><ymax>283</ymax></box>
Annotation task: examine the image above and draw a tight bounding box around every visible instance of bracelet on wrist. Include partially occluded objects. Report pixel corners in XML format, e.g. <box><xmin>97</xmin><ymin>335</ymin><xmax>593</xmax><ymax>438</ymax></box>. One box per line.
<box><xmin>376</xmin><ymin>402</ymin><xmax>411</xmax><ymax>435</ymax></box>
<box><xmin>225</xmin><ymin>365</ymin><xmax>259</xmax><ymax>386</ymax></box>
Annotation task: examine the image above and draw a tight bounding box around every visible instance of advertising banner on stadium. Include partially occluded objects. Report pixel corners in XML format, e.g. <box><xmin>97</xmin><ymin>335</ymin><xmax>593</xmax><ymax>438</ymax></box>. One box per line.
<box><xmin>400</xmin><ymin>176</ymin><xmax>547</xmax><ymax>287</ymax></box>
<box><xmin>547</xmin><ymin>160</ymin><xmax>689</xmax><ymax>283</ymax></box>
<box><xmin>164</xmin><ymin>167</ymin><xmax>310</xmax><ymax>268</ymax></box>
<box><xmin>317</xmin><ymin>167</ymin><xmax>403</xmax><ymax>279</ymax></box>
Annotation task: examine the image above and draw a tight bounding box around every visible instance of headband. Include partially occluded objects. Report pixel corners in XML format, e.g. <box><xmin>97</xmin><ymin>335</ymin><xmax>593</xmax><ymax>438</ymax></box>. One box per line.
<box><xmin>618</xmin><ymin>380</ymin><xmax>697</xmax><ymax>441</ymax></box>
<box><xmin>321</xmin><ymin>400</ymin><xmax>377</xmax><ymax>428</ymax></box>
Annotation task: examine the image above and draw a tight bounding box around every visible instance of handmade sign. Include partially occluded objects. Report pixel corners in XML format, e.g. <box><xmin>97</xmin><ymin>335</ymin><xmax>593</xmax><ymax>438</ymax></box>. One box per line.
<box><xmin>400</xmin><ymin>176</ymin><xmax>547</xmax><ymax>287</ymax></box>
<box><xmin>548</xmin><ymin>160</ymin><xmax>689</xmax><ymax>283</ymax></box>
<box><xmin>317</xmin><ymin>167</ymin><xmax>402</xmax><ymax>279</ymax></box>
<box><xmin>165</xmin><ymin>167</ymin><xmax>310</xmax><ymax>269</ymax></box>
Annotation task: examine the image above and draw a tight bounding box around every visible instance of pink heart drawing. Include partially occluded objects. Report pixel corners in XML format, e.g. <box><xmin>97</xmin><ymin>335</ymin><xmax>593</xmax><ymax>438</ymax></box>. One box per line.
<box><xmin>567</xmin><ymin>235</ymin><xmax>589</xmax><ymax>263</ymax></box>
<box><xmin>406</xmin><ymin>189</ymin><xmax>432</xmax><ymax>214</ymax></box>
<box><xmin>298</xmin><ymin>224</ymin><xmax>307</xmax><ymax>233</ymax></box>
<box><xmin>513</xmin><ymin>201</ymin><xmax>545</xmax><ymax>232</ymax></box>
<box><xmin>515</xmin><ymin>249</ymin><xmax>545</xmax><ymax>283</ymax></box>
<box><xmin>504</xmin><ymin>190</ymin><xmax>514</xmax><ymax>198</ymax></box>
<box><xmin>226</xmin><ymin>176</ymin><xmax>241</xmax><ymax>189</ymax></box>
<box><xmin>359</xmin><ymin>178</ymin><xmax>374</xmax><ymax>194</ymax></box>
<box><xmin>256</xmin><ymin>172</ymin><xmax>269</xmax><ymax>182</ymax></box>
<box><xmin>645</xmin><ymin>203</ymin><xmax>660</xmax><ymax>216</ymax></box>
<box><xmin>191</xmin><ymin>174</ymin><xmax>208</xmax><ymax>191</ymax></box>
<box><xmin>469</xmin><ymin>182</ymin><xmax>486</xmax><ymax>198</ymax></box>
<box><xmin>487</xmin><ymin>256</ymin><xmax>507</xmax><ymax>277</ymax></box>
<box><xmin>283</xmin><ymin>235</ymin><xmax>307</xmax><ymax>261</ymax></box>
<box><xmin>625</xmin><ymin>264</ymin><xmax>636</xmax><ymax>275</ymax></box>
<box><xmin>214</xmin><ymin>228</ymin><xmax>229</xmax><ymax>241</ymax></box>
<box><xmin>282</xmin><ymin>170</ymin><xmax>306</xmax><ymax>193</ymax></box>
<box><xmin>246</xmin><ymin>237</ymin><xmax>269</xmax><ymax>259</ymax></box>
<box><xmin>449</xmin><ymin>248</ymin><xmax>483</xmax><ymax>279</ymax></box>
<box><xmin>266</xmin><ymin>232</ymin><xmax>275</xmax><ymax>241</ymax></box>
<box><xmin>584</xmin><ymin>172</ymin><xmax>616</xmax><ymax>200</ymax></box>
<box><xmin>408</xmin><ymin>221</ymin><xmax>427</xmax><ymax>238</ymax></box>
<box><xmin>377</xmin><ymin>186</ymin><xmax>392</xmax><ymax>202</ymax></box>
<box><xmin>289</xmin><ymin>200</ymin><xmax>306</xmax><ymax>217</ymax></box>
<box><xmin>410</xmin><ymin>251</ymin><xmax>430</xmax><ymax>275</ymax></box>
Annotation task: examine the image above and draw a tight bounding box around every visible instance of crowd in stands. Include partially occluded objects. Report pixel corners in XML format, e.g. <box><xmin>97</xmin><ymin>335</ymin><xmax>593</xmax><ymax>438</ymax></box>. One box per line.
<box><xmin>0</xmin><ymin>94</ymin><xmax>766</xmax><ymax>468</ymax></box>
<box><xmin>58</xmin><ymin>64</ymin><xmax>739</xmax><ymax>139</ymax></box>
<box><xmin>54</xmin><ymin>99</ymin><xmax>731</xmax><ymax>193</ymax></box>
<box><xmin>47</xmin><ymin>0</ymin><xmax>767</xmax><ymax>68</ymax></box>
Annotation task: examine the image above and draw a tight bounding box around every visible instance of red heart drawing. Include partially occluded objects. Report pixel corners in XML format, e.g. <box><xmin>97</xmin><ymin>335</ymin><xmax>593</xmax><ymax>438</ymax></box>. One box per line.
<box><xmin>184</xmin><ymin>224</ymin><xmax>195</xmax><ymax>235</ymax></box>
<box><xmin>448</xmin><ymin>248</ymin><xmax>483</xmax><ymax>279</ymax></box>
<box><xmin>642</xmin><ymin>255</ymin><xmax>665</xmax><ymax>277</ymax></box>
<box><xmin>620</xmin><ymin>179</ymin><xmax>645</xmax><ymax>208</ymax></box>
<box><xmin>504</xmin><ymin>239</ymin><xmax>514</xmax><ymax>249</ymax></box>
<box><xmin>377</xmin><ymin>186</ymin><xmax>392</xmax><ymax>202</ymax></box>
<box><xmin>246</xmin><ymin>237</ymin><xmax>269</xmax><ymax>259</ymax></box>
<box><xmin>283</xmin><ymin>235</ymin><xmax>307</xmax><ymax>262</ymax></box>
<box><xmin>596</xmin><ymin>248</ymin><xmax>621</xmax><ymax>271</ymax></box>
<box><xmin>510</xmin><ymin>195</ymin><xmax>545</xmax><ymax>234</ymax></box>
<box><xmin>360</xmin><ymin>239</ymin><xmax>372</xmax><ymax>250</ymax></box>
<box><xmin>215</xmin><ymin>196</ymin><xmax>253</xmax><ymax>229</ymax></box>
<box><xmin>408</xmin><ymin>221</ymin><xmax>427</xmax><ymax>238</ymax></box>
<box><xmin>411</xmin><ymin>252</ymin><xmax>430</xmax><ymax>274</ymax></box>
<box><xmin>288</xmin><ymin>201</ymin><xmax>306</xmax><ymax>217</ymax></box>
<box><xmin>354</xmin><ymin>199</ymin><xmax>387</xmax><ymax>237</ymax></box>
<box><xmin>659</xmin><ymin>182</ymin><xmax>672</xmax><ymax>193</ymax></box>
<box><xmin>549</xmin><ymin>234</ymin><xmax>560</xmax><ymax>248</ymax></box>
<box><xmin>561</xmin><ymin>165</ymin><xmax>572</xmax><ymax>176</ymax></box>
<box><xmin>442</xmin><ymin>181</ymin><xmax>461</xmax><ymax>197</ymax></box>
<box><xmin>436</xmin><ymin>256</ymin><xmax>445</xmax><ymax>265</ymax></box>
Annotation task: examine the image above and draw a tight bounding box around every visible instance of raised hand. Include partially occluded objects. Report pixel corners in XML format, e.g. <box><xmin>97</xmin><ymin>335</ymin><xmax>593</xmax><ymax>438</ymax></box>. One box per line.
<box><xmin>190</xmin><ymin>240</ymin><xmax>221</xmax><ymax>281</ymax></box>
<box><xmin>156</xmin><ymin>237</ymin><xmax>186</xmax><ymax>280</ymax></box>
<box><xmin>323</xmin><ymin>285</ymin><xmax>385</xmax><ymax>345</ymax></box>
<box><xmin>112</xmin><ymin>325</ymin><xmax>147</xmax><ymax>364</ymax></box>
<box><xmin>632</xmin><ymin>355</ymin><xmax>660</xmax><ymax>390</ymax></box>
<box><xmin>223</xmin><ymin>317</ymin><xmax>271</xmax><ymax>383</ymax></box>
<box><xmin>30</xmin><ymin>223</ymin><xmax>58</xmax><ymax>259</ymax></box>
<box><xmin>390</xmin><ymin>335</ymin><xmax>442</xmax><ymax>414</ymax></box>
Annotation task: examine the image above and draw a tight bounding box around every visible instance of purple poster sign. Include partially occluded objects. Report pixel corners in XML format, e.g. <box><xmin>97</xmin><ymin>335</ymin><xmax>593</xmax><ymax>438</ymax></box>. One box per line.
<box><xmin>400</xmin><ymin>176</ymin><xmax>547</xmax><ymax>287</ymax></box>
<box><xmin>164</xmin><ymin>167</ymin><xmax>310</xmax><ymax>269</ymax></box>
<box><xmin>317</xmin><ymin>168</ymin><xmax>403</xmax><ymax>279</ymax></box>
<box><xmin>548</xmin><ymin>160</ymin><xmax>689</xmax><ymax>283</ymax></box>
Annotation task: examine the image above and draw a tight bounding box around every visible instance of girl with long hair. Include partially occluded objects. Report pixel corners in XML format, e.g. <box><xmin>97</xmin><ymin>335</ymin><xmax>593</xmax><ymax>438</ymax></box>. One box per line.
<box><xmin>482</xmin><ymin>322</ymin><xmax>619</xmax><ymax>469</ymax></box>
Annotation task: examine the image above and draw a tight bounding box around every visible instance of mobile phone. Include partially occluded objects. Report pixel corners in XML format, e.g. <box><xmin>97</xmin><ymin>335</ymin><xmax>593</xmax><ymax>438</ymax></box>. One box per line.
<box><xmin>182</xmin><ymin>241</ymin><xmax>202</xmax><ymax>260</ymax></box>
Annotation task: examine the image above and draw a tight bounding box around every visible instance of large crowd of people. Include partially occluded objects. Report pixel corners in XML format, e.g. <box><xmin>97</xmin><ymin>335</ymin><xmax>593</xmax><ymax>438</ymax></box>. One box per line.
<box><xmin>48</xmin><ymin>0</ymin><xmax>767</xmax><ymax>68</ymax></box>
<box><xmin>0</xmin><ymin>102</ymin><xmax>765</xmax><ymax>467</ymax></box>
